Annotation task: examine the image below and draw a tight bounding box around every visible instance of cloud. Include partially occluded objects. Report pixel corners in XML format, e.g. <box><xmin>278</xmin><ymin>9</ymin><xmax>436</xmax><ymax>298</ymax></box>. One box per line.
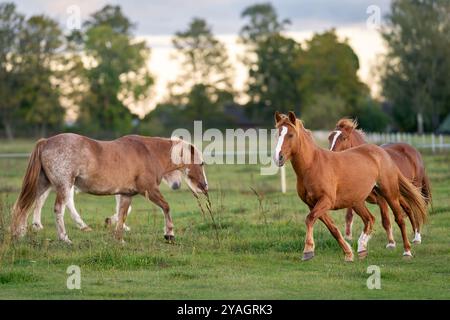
<box><xmin>14</xmin><ymin>0</ymin><xmax>392</xmax><ymax>35</ymax></box>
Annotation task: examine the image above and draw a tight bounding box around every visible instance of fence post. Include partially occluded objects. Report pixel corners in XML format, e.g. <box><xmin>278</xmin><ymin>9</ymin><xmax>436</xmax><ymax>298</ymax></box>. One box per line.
<box><xmin>439</xmin><ymin>134</ymin><xmax>444</xmax><ymax>152</ymax></box>
<box><xmin>432</xmin><ymin>134</ymin><xmax>436</xmax><ymax>153</ymax></box>
<box><xmin>280</xmin><ymin>165</ymin><xmax>286</xmax><ymax>194</ymax></box>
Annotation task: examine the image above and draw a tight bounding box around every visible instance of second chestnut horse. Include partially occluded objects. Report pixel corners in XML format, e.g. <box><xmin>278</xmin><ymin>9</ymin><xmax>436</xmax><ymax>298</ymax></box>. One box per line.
<box><xmin>328</xmin><ymin>119</ymin><xmax>431</xmax><ymax>247</ymax></box>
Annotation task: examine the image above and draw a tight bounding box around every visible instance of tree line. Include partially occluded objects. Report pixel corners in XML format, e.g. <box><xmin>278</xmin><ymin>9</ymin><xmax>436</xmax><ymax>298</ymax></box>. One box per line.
<box><xmin>1</xmin><ymin>1</ymin><xmax>449</xmax><ymax>139</ymax></box>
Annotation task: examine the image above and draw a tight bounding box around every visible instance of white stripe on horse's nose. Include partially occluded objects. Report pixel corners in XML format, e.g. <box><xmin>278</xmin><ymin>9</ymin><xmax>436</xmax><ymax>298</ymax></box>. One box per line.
<box><xmin>330</xmin><ymin>130</ymin><xmax>342</xmax><ymax>151</ymax></box>
<box><xmin>274</xmin><ymin>126</ymin><xmax>288</xmax><ymax>163</ymax></box>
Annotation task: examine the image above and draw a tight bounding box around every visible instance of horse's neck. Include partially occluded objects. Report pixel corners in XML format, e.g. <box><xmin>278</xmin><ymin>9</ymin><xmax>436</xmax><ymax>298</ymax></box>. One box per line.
<box><xmin>351</xmin><ymin>131</ymin><xmax>367</xmax><ymax>147</ymax></box>
<box><xmin>147</xmin><ymin>138</ymin><xmax>179</xmax><ymax>174</ymax></box>
<box><xmin>291</xmin><ymin>129</ymin><xmax>318</xmax><ymax>175</ymax></box>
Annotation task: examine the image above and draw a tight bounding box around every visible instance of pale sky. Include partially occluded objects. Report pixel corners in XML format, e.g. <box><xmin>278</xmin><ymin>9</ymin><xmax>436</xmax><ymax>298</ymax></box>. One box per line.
<box><xmin>13</xmin><ymin>0</ymin><xmax>391</xmax><ymax>117</ymax></box>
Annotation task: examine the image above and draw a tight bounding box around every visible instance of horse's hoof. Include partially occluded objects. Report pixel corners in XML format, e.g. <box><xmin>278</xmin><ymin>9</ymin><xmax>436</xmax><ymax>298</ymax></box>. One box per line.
<box><xmin>124</xmin><ymin>225</ymin><xmax>131</xmax><ymax>232</ymax></box>
<box><xmin>302</xmin><ymin>251</ymin><xmax>314</xmax><ymax>261</ymax></box>
<box><xmin>32</xmin><ymin>223</ymin><xmax>43</xmax><ymax>231</ymax></box>
<box><xmin>81</xmin><ymin>226</ymin><xmax>92</xmax><ymax>232</ymax></box>
<box><xmin>61</xmin><ymin>238</ymin><xmax>72</xmax><ymax>245</ymax></box>
<box><xmin>344</xmin><ymin>235</ymin><xmax>352</xmax><ymax>241</ymax></box>
<box><xmin>412</xmin><ymin>239</ymin><xmax>421</xmax><ymax>245</ymax></box>
<box><xmin>386</xmin><ymin>242</ymin><xmax>396</xmax><ymax>249</ymax></box>
<box><xmin>403</xmin><ymin>251</ymin><xmax>413</xmax><ymax>259</ymax></box>
<box><xmin>358</xmin><ymin>250</ymin><xmax>368</xmax><ymax>259</ymax></box>
<box><xmin>345</xmin><ymin>254</ymin><xmax>354</xmax><ymax>262</ymax></box>
<box><xmin>164</xmin><ymin>235</ymin><xmax>175</xmax><ymax>243</ymax></box>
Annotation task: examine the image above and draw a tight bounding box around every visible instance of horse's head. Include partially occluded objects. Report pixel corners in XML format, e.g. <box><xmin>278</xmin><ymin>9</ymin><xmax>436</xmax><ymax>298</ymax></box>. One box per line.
<box><xmin>171</xmin><ymin>138</ymin><xmax>208</xmax><ymax>195</ymax></box>
<box><xmin>328</xmin><ymin>118</ymin><xmax>358</xmax><ymax>152</ymax></box>
<box><xmin>273</xmin><ymin>111</ymin><xmax>300</xmax><ymax>167</ymax></box>
<box><xmin>162</xmin><ymin>170</ymin><xmax>182</xmax><ymax>190</ymax></box>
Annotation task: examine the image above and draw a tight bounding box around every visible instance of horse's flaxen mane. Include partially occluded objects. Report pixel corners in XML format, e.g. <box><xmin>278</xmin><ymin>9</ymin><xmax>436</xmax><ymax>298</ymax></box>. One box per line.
<box><xmin>336</xmin><ymin>118</ymin><xmax>366</xmax><ymax>139</ymax></box>
<box><xmin>170</xmin><ymin>137</ymin><xmax>203</xmax><ymax>165</ymax></box>
<box><xmin>276</xmin><ymin>116</ymin><xmax>314</xmax><ymax>139</ymax></box>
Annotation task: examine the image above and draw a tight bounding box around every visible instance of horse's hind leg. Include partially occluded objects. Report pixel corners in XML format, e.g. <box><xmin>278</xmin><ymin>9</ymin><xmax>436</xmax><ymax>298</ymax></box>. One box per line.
<box><xmin>66</xmin><ymin>186</ymin><xmax>91</xmax><ymax>231</ymax></box>
<box><xmin>352</xmin><ymin>203</ymin><xmax>375</xmax><ymax>259</ymax></box>
<box><xmin>399</xmin><ymin>198</ymin><xmax>421</xmax><ymax>244</ymax></box>
<box><xmin>31</xmin><ymin>172</ymin><xmax>51</xmax><ymax>231</ymax></box>
<box><xmin>53</xmin><ymin>186</ymin><xmax>72</xmax><ymax>244</ymax></box>
<box><xmin>377</xmin><ymin>195</ymin><xmax>396</xmax><ymax>248</ymax></box>
<box><xmin>32</xmin><ymin>188</ymin><xmax>50</xmax><ymax>231</ymax></box>
<box><xmin>382</xmin><ymin>194</ymin><xmax>412</xmax><ymax>257</ymax></box>
<box><xmin>344</xmin><ymin>208</ymin><xmax>353</xmax><ymax>240</ymax></box>
<box><xmin>106</xmin><ymin>195</ymin><xmax>131</xmax><ymax>232</ymax></box>
<box><xmin>320</xmin><ymin>213</ymin><xmax>353</xmax><ymax>262</ymax></box>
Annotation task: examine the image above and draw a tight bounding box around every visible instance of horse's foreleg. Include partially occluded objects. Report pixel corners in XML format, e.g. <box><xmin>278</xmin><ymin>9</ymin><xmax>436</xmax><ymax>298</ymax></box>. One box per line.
<box><xmin>145</xmin><ymin>189</ymin><xmax>174</xmax><ymax>242</ymax></box>
<box><xmin>32</xmin><ymin>188</ymin><xmax>50</xmax><ymax>231</ymax></box>
<box><xmin>67</xmin><ymin>187</ymin><xmax>91</xmax><ymax>231</ymax></box>
<box><xmin>352</xmin><ymin>204</ymin><xmax>375</xmax><ymax>259</ymax></box>
<box><xmin>302</xmin><ymin>199</ymin><xmax>331</xmax><ymax>261</ymax></box>
<box><xmin>344</xmin><ymin>208</ymin><xmax>353</xmax><ymax>240</ymax></box>
<box><xmin>377</xmin><ymin>196</ymin><xmax>395</xmax><ymax>248</ymax></box>
<box><xmin>320</xmin><ymin>213</ymin><xmax>353</xmax><ymax>262</ymax></box>
<box><xmin>114</xmin><ymin>195</ymin><xmax>132</xmax><ymax>242</ymax></box>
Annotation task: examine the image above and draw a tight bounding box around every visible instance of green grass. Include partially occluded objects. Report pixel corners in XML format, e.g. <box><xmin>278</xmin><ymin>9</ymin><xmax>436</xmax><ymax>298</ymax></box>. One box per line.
<box><xmin>0</xmin><ymin>139</ymin><xmax>449</xmax><ymax>299</ymax></box>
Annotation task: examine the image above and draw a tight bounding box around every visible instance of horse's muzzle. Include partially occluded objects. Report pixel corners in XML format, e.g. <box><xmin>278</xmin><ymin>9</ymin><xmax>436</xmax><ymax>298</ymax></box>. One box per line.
<box><xmin>199</xmin><ymin>182</ymin><xmax>208</xmax><ymax>194</ymax></box>
<box><xmin>274</xmin><ymin>154</ymin><xmax>285</xmax><ymax>167</ymax></box>
<box><xmin>171</xmin><ymin>182</ymin><xmax>181</xmax><ymax>190</ymax></box>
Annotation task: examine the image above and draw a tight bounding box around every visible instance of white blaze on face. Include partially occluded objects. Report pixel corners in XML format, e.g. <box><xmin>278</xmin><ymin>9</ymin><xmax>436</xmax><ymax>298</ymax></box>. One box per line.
<box><xmin>274</xmin><ymin>126</ymin><xmax>288</xmax><ymax>164</ymax></box>
<box><xmin>330</xmin><ymin>130</ymin><xmax>342</xmax><ymax>151</ymax></box>
<box><xmin>202</xmin><ymin>167</ymin><xmax>208</xmax><ymax>190</ymax></box>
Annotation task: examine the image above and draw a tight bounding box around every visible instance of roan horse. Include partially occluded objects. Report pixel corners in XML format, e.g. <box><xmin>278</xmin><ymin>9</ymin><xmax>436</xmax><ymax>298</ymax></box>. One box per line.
<box><xmin>328</xmin><ymin>119</ymin><xmax>431</xmax><ymax>247</ymax></box>
<box><xmin>274</xmin><ymin>111</ymin><xmax>427</xmax><ymax>261</ymax></box>
<box><xmin>30</xmin><ymin>170</ymin><xmax>184</xmax><ymax>234</ymax></box>
<box><xmin>11</xmin><ymin>133</ymin><xmax>208</xmax><ymax>243</ymax></box>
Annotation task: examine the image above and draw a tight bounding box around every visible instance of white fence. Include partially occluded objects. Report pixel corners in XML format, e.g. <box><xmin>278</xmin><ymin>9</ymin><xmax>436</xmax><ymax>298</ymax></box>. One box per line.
<box><xmin>1</xmin><ymin>132</ymin><xmax>448</xmax><ymax>194</ymax></box>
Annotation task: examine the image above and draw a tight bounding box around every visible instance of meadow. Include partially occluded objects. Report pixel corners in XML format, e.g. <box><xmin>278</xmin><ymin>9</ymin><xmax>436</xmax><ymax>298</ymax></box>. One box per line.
<box><xmin>0</xmin><ymin>139</ymin><xmax>449</xmax><ymax>299</ymax></box>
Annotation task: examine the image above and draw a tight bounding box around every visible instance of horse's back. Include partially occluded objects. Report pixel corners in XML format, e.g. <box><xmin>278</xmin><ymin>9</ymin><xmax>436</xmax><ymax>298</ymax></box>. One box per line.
<box><xmin>38</xmin><ymin>133</ymin><xmax>164</xmax><ymax>195</ymax></box>
<box><xmin>382</xmin><ymin>142</ymin><xmax>425</xmax><ymax>184</ymax></box>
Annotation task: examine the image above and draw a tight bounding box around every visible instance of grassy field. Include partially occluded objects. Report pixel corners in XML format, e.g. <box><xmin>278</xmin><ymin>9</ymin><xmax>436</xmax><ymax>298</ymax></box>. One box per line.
<box><xmin>0</xmin><ymin>139</ymin><xmax>449</xmax><ymax>299</ymax></box>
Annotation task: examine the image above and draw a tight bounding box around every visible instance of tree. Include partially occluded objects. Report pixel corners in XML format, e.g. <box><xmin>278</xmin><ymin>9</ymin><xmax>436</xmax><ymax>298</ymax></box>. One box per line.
<box><xmin>240</xmin><ymin>3</ymin><xmax>302</xmax><ymax>123</ymax></box>
<box><xmin>0</xmin><ymin>2</ymin><xmax>24</xmax><ymax>139</ymax></box>
<box><xmin>298</xmin><ymin>30</ymin><xmax>369</xmax><ymax>115</ymax></box>
<box><xmin>78</xmin><ymin>5</ymin><xmax>153</xmax><ymax>136</ymax></box>
<box><xmin>381</xmin><ymin>0</ymin><xmax>450</xmax><ymax>132</ymax></box>
<box><xmin>240</xmin><ymin>2</ymin><xmax>290</xmax><ymax>45</ymax></box>
<box><xmin>18</xmin><ymin>15</ymin><xmax>66</xmax><ymax>136</ymax></box>
<box><xmin>169</xmin><ymin>18</ymin><xmax>234</xmax><ymax>127</ymax></box>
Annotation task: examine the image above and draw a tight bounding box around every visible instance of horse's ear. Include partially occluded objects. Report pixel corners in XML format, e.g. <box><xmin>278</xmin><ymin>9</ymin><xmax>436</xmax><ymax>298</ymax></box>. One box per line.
<box><xmin>288</xmin><ymin>111</ymin><xmax>296</xmax><ymax>124</ymax></box>
<box><xmin>341</xmin><ymin>123</ymin><xmax>354</xmax><ymax>138</ymax></box>
<box><xmin>274</xmin><ymin>111</ymin><xmax>282</xmax><ymax>124</ymax></box>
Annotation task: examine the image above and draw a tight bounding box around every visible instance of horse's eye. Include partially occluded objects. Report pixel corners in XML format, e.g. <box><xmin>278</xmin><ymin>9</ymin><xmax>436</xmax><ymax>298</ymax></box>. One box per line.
<box><xmin>288</xmin><ymin>134</ymin><xmax>294</xmax><ymax>138</ymax></box>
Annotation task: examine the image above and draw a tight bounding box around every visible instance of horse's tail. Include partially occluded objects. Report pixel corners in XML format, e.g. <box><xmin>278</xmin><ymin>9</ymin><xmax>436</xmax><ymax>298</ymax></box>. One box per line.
<box><xmin>421</xmin><ymin>171</ymin><xmax>433</xmax><ymax>210</ymax></box>
<box><xmin>398</xmin><ymin>171</ymin><xmax>428</xmax><ymax>230</ymax></box>
<box><xmin>10</xmin><ymin>139</ymin><xmax>47</xmax><ymax>238</ymax></box>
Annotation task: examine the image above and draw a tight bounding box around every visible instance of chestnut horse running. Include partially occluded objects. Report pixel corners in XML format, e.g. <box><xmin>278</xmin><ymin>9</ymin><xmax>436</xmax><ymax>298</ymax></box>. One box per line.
<box><xmin>274</xmin><ymin>112</ymin><xmax>427</xmax><ymax>261</ymax></box>
<box><xmin>328</xmin><ymin>119</ymin><xmax>431</xmax><ymax>247</ymax></box>
<box><xmin>11</xmin><ymin>133</ymin><xmax>208</xmax><ymax>243</ymax></box>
